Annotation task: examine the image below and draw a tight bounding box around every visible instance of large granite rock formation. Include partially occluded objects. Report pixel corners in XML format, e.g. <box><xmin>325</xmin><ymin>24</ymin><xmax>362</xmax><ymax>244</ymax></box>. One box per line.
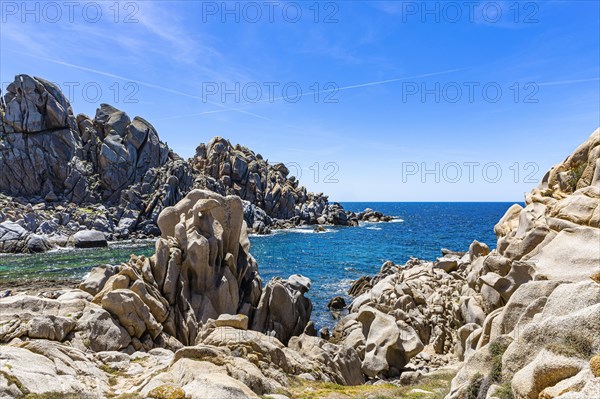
<box><xmin>328</xmin><ymin>130</ymin><xmax>599</xmax><ymax>396</ymax></box>
<box><xmin>191</xmin><ymin>136</ymin><xmax>392</xmax><ymax>230</ymax></box>
<box><xmin>192</xmin><ymin>137</ymin><xmax>326</xmax><ymax>221</ymax></box>
<box><xmin>0</xmin><ymin>74</ymin><xmax>391</xmax><ymax>253</ymax></box>
<box><xmin>0</xmin><ymin>189</ymin><xmax>313</xmax><ymax>348</ymax></box>
<box><xmin>0</xmin><ymin>189</ymin><xmax>358</xmax><ymax>398</ymax></box>
<box><xmin>0</xmin><ymin>75</ymin><xmax>192</xmax><ymax>206</ymax></box>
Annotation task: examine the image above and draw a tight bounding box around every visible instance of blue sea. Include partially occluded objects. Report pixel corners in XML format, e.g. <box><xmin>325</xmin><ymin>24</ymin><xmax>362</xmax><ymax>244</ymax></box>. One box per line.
<box><xmin>0</xmin><ymin>202</ymin><xmax>516</xmax><ymax>329</ymax></box>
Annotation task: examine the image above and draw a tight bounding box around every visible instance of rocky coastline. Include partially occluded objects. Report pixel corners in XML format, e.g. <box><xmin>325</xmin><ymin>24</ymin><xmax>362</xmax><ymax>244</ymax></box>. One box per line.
<box><xmin>0</xmin><ymin>74</ymin><xmax>598</xmax><ymax>399</ymax></box>
<box><xmin>0</xmin><ymin>74</ymin><xmax>392</xmax><ymax>254</ymax></box>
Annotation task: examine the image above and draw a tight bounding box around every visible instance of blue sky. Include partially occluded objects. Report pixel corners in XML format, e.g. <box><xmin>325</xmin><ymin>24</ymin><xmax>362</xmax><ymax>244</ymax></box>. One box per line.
<box><xmin>1</xmin><ymin>0</ymin><xmax>598</xmax><ymax>201</ymax></box>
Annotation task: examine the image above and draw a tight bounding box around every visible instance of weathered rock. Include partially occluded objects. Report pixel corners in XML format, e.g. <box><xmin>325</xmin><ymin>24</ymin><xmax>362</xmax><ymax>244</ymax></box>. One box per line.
<box><xmin>0</xmin><ymin>221</ymin><xmax>51</xmax><ymax>253</ymax></box>
<box><xmin>526</xmin><ymin>227</ymin><xmax>600</xmax><ymax>282</ymax></box>
<box><xmin>328</xmin><ymin>296</ymin><xmax>347</xmax><ymax>311</ymax></box>
<box><xmin>71</xmin><ymin>229</ymin><xmax>107</xmax><ymax>248</ymax></box>
<box><xmin>141</xmin><ymin>357</ymin><xmax>260</xmax><ymax>399</ymax></box>
<box><xmin>469</xmin><ymin>240</ymin><xmax>490</xmax><ymax>260</ymax></box>
<box><xmin>75</xmin><ymin>304</ymin><xmax>132</xmax><ymax>351</ymax></box>
<box><xmin>288</xmin><ymin>334</ymin><xmax>364</xmax><ymax>385</ymax></box>
<box><xmin>511</xmin><ymin>350</ymin><xmax>587</xmax><ymax>399</ymax></box>
<box><xmin>0</xmin><ymin>340</ymin><xmax>109</xmax><ymax>397</ymax></box>
<box><xmin>251</xmin><ymin>274</ymin><xmax>312</xmax><ymax>345</ymax></box>
<box><xmin>191</xmin><ymin>137</ymin><xmax>389</xmax><ymax>231</ymax></box>
<box><xmin>79</xmin><ymin>265</ymin><xmax>119</xmax><ymax>295</ymax></box>
<box><xmin>357</xmin><ymin>306</ymin><xmax>423</xmax><ymax>378</ymax></box>
<box><xmin>26</xmin><ymin>315</ymin><xmax>76</xmax><ymax>341</ymax></box>
<box><xmin>215</xmin><ymin>314</ymin><xmax>249</xmax><ymax>330</ymax></box>
<box><xmin>101</xmin><ymin>289</ymin><xmax>162</xmax><ymax>339</ymax></box>
<box><xmin>0</xmin><ymin>75</ymin><xmax>195</xmax><ymax>252</ymax></box>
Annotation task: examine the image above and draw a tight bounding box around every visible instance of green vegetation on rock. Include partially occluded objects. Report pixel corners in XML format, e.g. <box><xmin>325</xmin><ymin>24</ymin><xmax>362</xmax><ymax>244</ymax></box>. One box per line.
<box><xmin>546</xmin><ymin>332</ymin><xmax>595</xmax><ymax>358</ymax></box>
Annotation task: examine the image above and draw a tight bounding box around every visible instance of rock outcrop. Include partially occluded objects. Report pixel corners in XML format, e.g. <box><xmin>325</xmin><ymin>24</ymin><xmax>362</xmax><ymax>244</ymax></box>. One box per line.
<box><xmin>329</xmin><ymin>129</ymin><xmax>600</xmax><ymax>397</ymax></box>
<box><xmin>0</xmin><ymin>189</ymin><xmax>364</xmax><ymax>398</ymax></box>
<box><xmin>0</xmin><ymin>74</ymin><xmax>391</xmax><ymax>253</ymax></box>
<box><xmin>0</xmin><ymin>75</ymin><xmax>194</xmax><ymax>250</ymax></box>
<box><xmin>192</xmin><ymin>137</ymin><xmax>330</xmax><ymax>222</ymax></box>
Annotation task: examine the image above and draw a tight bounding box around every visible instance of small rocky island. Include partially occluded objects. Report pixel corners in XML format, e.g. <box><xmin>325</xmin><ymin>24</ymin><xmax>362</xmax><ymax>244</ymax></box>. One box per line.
<box><xmin>0</xmin><ymin>73</ymin><xmax>598</xmax><ymax>399</ymax></box>
<box><xmin>0</xmin><ymin>74</ymin><xmax>391</xmax><ymax>254</ymax></box>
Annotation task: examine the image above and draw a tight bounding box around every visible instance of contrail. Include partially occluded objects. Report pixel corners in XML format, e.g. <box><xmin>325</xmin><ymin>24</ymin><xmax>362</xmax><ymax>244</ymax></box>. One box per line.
<box><xmin>153</xmin><ymin>68</ymin><xmax>466</xmax><ymax>121</ymax></box>
<box><xmin>537</xmin><ymin>78</ymin><xmax>600</xmax><ymax>87</ymax></box>
<box><xmin>261</xmin><ymin>67</ymin><xmax>466</xmax><ymax>103</ymax></box>
<box><xmin>3</xmin><ymin>49</ymin><xmax>271</xmax><ymax>121</ymax></box>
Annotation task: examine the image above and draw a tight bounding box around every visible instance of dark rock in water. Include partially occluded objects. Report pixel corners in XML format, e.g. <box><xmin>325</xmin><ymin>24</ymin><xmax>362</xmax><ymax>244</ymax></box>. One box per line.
<box><xmin>327</xmin><ymin>296</ymin><xmax>347</xmax><ymax>311</ymax></box>
<box><xmin>352</xmin><ymin>208</ymin><xmax>394</xmax><ymax>223</ymax></box>
<box><xmin>314</xmin><ymin>225</ymin><xmax>326</xmax><ymax>233</ymax></box>
<box><xmin>71</xmin><ymin>229</ymin><xmax>107</xmax><ymax>248</ymax></box>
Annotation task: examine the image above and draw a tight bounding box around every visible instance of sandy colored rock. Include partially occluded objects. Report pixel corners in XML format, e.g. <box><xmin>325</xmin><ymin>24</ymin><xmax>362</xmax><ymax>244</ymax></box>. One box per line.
<box><xmin>215</xmin><ymin>314</ymin><xmax>249</xmax><ymax>330</ymax></box>
<box><xmin>512</xmin><ymin>350</ymin><xmax>586</xmax><ymax>399</ymax></box>
<box><xmin>590</xmin><ymin>354</ymin><xmax>600</xmax><ymax>377</ymax></box>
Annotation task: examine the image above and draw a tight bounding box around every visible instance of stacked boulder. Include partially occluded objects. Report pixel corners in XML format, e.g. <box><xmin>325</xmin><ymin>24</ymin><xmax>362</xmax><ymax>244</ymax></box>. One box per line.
<box><xmin>0</xmin><ymin>189</ymin><xmax>366</xmax><ymax>398</ymax></box>
<box><xmin>444</xmin><ymin>129</ymin><xmax>600</xmax><ymax>399</ymax></box>
<box><xmin>0</xmin><ymin>74</ymin><xmax>193</xmax><ymax>250</ymax></box>
<box><xmin>329</xmin><ymin>130</ymin><xmax>600</xmax><ymax>397</ymax></box>
<box><xmin>0</xmin><ymin>190</ymin><xmax>314</xmax><ymax>348</ymax></box>
<box><xmin>192</xmin><ymin>137</ymin><xmax>388</xmax><ymax>230</ymax></box>
<box><xmin>192</xmin><ymin>137</ymin><xmax>323</xmax><ymax>221</ymax></box>
<box><xmin>332</xmin><ymin>251</ymin><xmax>486</xmax><ymax>380</ymax></box>
<box><xmin>0</xmin><ymin>74</ymin><xmax>390</xmax><ymax>252</ymax></box>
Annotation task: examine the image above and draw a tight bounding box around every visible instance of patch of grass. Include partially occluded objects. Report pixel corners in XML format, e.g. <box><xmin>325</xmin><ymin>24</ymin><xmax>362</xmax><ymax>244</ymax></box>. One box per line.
<box><xmin>99</xmin><ymin>364</ymin><xmax>119</xmax><ymax>375</ymax></box>
<box><xmin>114</xmin><ymin>395</ymin><xmax>143</xmax><ymax>399</ymax></box>
<box><xmin>108</xmin><ymin>376</ymin><xmax>118</xmax><ymax>386</ymax></box>
<box><xmin>466</xmin><ymin>373</ymin><xmax>483</xmax><ymax>399</ymax></box>
<box><xmin>1</xmin><ymin>370</ymin><xmax>27</xmax><ymax>394</ymax></box>
<box><xmin>547</xmin><ymin>332</ymin><xmax>595</xmax><ymax>358</ymax></box>
<box><xmin>148</xmin><ymin>385</ymin><xmax>186</xmax><ymax>399</ymax></box>
<box><xmin>283</xmin><ymin>372</ymin><xmax>455</xmax><ymax>399</ymax></box>
<box><xmin>489</xmin><ymin>340</ymin><xmax>509</xmax><ymax>383</ymax></box>
<box><xmin>566</xmin><ymin>163</ymin><xmax>587</xmax><ymax>191</ymax></box>
<box><xmin>494</xmin><ymin>382</ymin><xmax>514</xmax><ymax>399</ymax></box>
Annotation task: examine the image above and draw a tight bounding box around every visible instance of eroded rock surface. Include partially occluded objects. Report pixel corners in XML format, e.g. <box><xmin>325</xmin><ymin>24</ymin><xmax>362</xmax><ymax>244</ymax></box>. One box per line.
<box><xmin>329</xmin><ymin>130</ymin><xmax>600</xmax><ymax>397</ymax></box>
<box><xmin>0</xmin><ymin>189</ymin><xmax>329</xmax><ymax>398</ymax></box>
<box><xmin>0</xmin><ymin>74</ymin><xmax>391</xmax><ymax>253</ymax></box>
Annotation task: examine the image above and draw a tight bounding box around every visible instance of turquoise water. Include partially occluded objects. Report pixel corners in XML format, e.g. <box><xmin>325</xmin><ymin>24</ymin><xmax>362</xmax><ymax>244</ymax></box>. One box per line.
<box><xmin>0</xmin><ymin>202</ymin><xmax>516</xmax><ymax>328</ymax></box>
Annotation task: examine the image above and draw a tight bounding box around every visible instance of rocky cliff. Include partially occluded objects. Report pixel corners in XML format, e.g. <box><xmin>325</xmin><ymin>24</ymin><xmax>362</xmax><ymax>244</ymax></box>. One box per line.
<box><xmin>0</xmin><ymin>75</ymin><xmax>194</xmax><ymax>252</ymax></box>
<box><xmin>329</xmin><ymin>129</ymin><xmax>600</xmax><ymax>398</ymax></box>
<box><xmin>190</xmin><ymin>137</ymin><xmax>391</xmax><ymax>233</ymax></box>
<box><xmin>0</xmin><ymin>74</ymin><xmax>390</xmax><ymax>253</ymax></box>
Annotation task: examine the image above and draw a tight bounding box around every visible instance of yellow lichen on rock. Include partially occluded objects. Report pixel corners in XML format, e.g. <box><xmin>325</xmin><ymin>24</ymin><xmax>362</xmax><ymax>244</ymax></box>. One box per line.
<box><xmin>590</xmin><ymin>354</ymin><xmax>600</xmax><ymax>378</ymax></box>
<box><xmin>148</xmin><ymin>384</ymin><xmax>186</xmax><ymax>399</ymax></box>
